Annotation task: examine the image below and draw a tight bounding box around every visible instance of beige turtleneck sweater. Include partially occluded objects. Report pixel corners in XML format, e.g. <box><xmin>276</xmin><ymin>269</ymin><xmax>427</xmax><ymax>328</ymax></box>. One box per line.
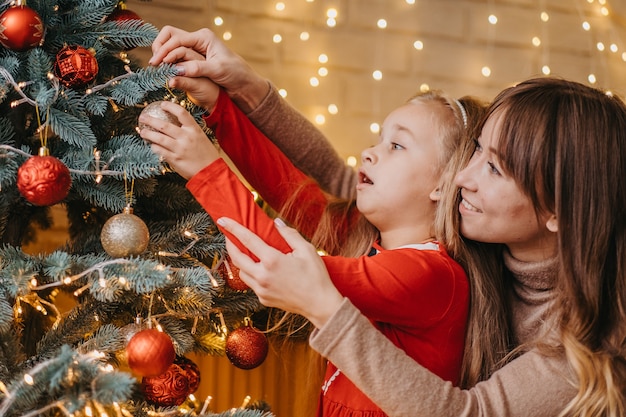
<box><xmin>243</xmin><ymin>85</ymin><xmax>578</xmax><ymax>416</ymax></box>
<box><xmin>308</xmin><ymin>252</ymin><xmax>576</xmax><ymax>416</ymax></box>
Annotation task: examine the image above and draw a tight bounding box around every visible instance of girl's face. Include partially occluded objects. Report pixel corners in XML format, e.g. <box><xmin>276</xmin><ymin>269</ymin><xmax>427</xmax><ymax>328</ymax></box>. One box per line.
<box><xmin>454</xmin><ymin>112</ymin><xmax>557</xmax><ymax>262</ymax></box>
<box><xmin>356</xmin><ymin>101</ymin><xmax>442</xmax><ymax>242</ymax></box>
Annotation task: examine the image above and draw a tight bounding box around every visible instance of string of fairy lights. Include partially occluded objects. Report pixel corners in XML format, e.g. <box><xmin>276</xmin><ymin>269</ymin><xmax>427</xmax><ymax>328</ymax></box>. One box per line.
<box><xmin>203</xmin><ymin>0</ymin><xmax>625</xmax><ymax>166</ymax></box>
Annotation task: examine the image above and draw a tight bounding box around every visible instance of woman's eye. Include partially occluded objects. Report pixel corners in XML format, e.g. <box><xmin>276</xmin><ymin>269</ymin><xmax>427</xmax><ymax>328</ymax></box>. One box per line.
<box><xmin>472</xmin><ymin>139</ymin><xmax>482</xmax><ymax>153</ymax></box>
<box><xmin>488</xmin><ymin>161</ymin><xmax>501</xmax><ymax>175</ymax></box>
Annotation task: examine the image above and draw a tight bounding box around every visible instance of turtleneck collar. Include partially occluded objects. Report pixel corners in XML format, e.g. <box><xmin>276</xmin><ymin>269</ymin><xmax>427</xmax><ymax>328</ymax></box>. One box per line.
<box><xmin>503</xmin><ymin>250</ymin><xmax>559</xmax><ymax>292</ymax></box>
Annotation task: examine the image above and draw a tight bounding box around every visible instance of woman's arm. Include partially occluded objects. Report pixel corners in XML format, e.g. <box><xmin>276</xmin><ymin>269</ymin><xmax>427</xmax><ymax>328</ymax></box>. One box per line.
<box><xmin>150</xmin><ymin>26</ymin><xmax>357</xmax><ymax>198</ymax></box>
<box><xmin>311</xmin><ymin>299</ymin><xmax>576</xmax><ymax>417</ymax></box>
<box><xmin>218</xmin><ymin>218</ymin><xmax>577</xmax><ymax>417</ymax></box>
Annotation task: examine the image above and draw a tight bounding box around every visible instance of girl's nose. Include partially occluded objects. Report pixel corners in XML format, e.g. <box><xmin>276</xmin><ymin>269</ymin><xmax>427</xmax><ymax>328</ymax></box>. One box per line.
<box><xmin>361</xmin><ymin>146</ymin><xmax>377</xmax><ymax>164</ymax></box>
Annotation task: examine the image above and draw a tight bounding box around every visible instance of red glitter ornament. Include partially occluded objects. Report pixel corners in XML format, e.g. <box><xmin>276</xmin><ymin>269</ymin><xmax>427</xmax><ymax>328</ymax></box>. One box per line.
<box><xmin>0</xmin><ymin>4</ymin><xmax>45</xmax><ymax>52</ymax></box>
<box><xmin>54</xmin><ymin>45</ymin><xmax>99</xmax><ymax>88</ymax></box>
<box><xmin>141</xmin><ymin>363</ymin><xmax>189</xmax><ymax>407</ymax></box>
<box><xmin>225</xmin><ymin>319</ymin><xmax>268</xmax><ymax>370</ymax></box>
<box><xmin>126</xmin><ymin>328</ymin><xmax>175</xmax><ymax>377</ymax></box>
<box><xmin>106</xmin><ymin>8</ymin><xmax>141</xmax><ymax>22</ymax></box>
<box><xmin>17</xmin><ymin>148</ymin><xmax>71</xmax><ymax>206</ymax></box>
<box><xmin>219</xmin><ymin>258</ymin><xmax>249</xmax><ymax>291</ymax></box>
<box><xmin>175</xmin><ymin>356</ymin><xmax>201</xmax><ymax>393</ymax></box>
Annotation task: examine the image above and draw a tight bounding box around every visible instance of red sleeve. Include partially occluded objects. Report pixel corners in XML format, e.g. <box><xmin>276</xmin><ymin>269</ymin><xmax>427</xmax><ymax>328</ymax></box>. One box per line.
<box><xmin>187</xmin><ymin>158</ymin><xmax>292</xmax><ymax>259</ymax></box>
<box><xmin>322</xmin><ymin>248</ymin><xmax>465</xmax><ymax>326</ymax></box>
<box><xmin>203</xmin><ymin>89</ymin><xmax>329</xmax><ymax>240</ymax></box>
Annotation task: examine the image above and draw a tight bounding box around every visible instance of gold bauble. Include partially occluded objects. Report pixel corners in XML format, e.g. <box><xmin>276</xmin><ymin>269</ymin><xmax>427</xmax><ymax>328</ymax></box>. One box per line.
<box><xmin>138</xmin><ymin>101</ymin><xmax>181</xmax><ymax>131</ymax></box>
<box><xmin>101</xmin><ymin>206</ymin><xmax>150</xmax><ymax>258</ymax></box>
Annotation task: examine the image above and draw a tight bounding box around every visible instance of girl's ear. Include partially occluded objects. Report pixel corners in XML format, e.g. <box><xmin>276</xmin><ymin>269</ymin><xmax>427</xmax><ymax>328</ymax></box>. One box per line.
<box><xmin>546</xmin><ymin>214</ymin><xmax>558</xmax><ymax>232</ymax></box>
<box><xmin>429</xmin><ymin>187</ymin><xmax>441</xmax><ymax>202</ymax></box>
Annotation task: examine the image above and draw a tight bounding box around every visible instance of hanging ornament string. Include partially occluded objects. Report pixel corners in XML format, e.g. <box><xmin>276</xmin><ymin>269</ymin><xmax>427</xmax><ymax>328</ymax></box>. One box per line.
<box><xmin>34</xmin><ymin>105</ymin><xmax>50</xmax><ymax>149</ymax></box>
<box><xmin>124</xmin><ymin>169</ymin><xmax>135</xmax><ymax>208</ymax></box>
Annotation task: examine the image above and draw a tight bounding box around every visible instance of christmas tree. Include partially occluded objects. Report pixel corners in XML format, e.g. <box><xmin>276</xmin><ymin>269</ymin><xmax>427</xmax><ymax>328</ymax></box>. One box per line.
<box><xmin>0</xmin><ymin>0</ymin><xmax>272</xmax><ymax>415</ymax></box>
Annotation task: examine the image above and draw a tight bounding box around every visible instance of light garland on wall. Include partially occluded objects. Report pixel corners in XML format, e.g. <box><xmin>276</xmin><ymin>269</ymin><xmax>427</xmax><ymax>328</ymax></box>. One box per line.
<box><xmin>207</xmin><ymin>0</ymin><xmax>626</xmax><ymax>163</ymax></box>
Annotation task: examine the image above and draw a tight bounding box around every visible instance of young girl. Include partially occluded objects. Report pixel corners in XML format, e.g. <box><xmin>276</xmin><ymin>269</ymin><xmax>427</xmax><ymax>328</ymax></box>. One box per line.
<box><xmin>217</xmin><ymin>77</ymin><xmax>626</xmax><ymax>417</ymax></box>
<box><xmin>139</xmin><ymin>87</ymin><xmax>476</xmax><ymax>416</ymax></box>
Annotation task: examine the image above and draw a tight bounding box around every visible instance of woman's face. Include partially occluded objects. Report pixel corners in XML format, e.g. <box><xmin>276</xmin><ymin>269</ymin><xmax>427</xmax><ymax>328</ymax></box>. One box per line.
<box><xmin>454</xmin><ymin>112</ymin><xmax>557</xmax><ymax>262</ymax></box>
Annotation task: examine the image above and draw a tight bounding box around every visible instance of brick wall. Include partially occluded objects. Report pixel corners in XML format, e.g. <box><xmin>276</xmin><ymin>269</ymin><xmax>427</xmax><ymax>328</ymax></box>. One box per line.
<box><xmin>130</xmin><ymin>0</ymin><xmax>626</xmax><ymax>160</ymax></box>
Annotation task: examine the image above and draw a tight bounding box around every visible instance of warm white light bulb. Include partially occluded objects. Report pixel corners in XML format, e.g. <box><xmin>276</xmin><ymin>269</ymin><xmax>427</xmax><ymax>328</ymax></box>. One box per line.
<box><xmin>318</xmin><ymin>53</ymin><xmax>328</xmax><ymax>63</ymax></box>
<box><xmin>482</xmin><ymin>66</ymin><xmax>491</xmax><ymax>77</ymax></box>
<box><xmin>223</xmin><ymin>31</ymin><xmax>232</xmax><ymax>41</ymax></box>
<box><xmin>588</xmin><ymin>74</ymin><xmax>597</xmax><ymax>84</ymax></box>
<box><xmin>278</xmin><ymin>88</ymin><xmax>288</xmax><ymax>97</ymax></box>
<box><xmin>370</xmin><ymin>123</ymin><xmax>380</xmax><ymax>134</ymax></box>
<box><xmin>214</xmin><ymin>16</ymin><xmax>223</xmax><ymax>26</ymax></box>
<box><xmin>300</xmin><ymin>31</ymin><xmax>310</xmax><ymax>41</ymax></box>
<box><xmin>420</xmin><ymin>83</ymin><xmax>430</xmax><ymax>92</ymax></box>
<box><xmin>372</xmin><ymin>70</ymin><xmax>383</xmax><ymax>80</ymax></box>
<box><xmin>413</xmin><ymin>40</ymin><xmax>424</xmax><ymax>50</ymax></box>
<box><xmin>582</xmin><ymin>21</ymin><xmax>591</xmax><ymax>31</ymax></box>
<box><xmin>377</xmin><ymin>19</ymin><xmax>387</xmax><ymax>29</ymax></box>
<box><xmin>540</xmin><ymin>12</ymin><xmax>549</xmax><ymax>22</ymax></box>
<box><xmin>328</xmin><ymin>104</ymin><xmax>338</xmax><ymax>114</ymax></box>
<box><xmin>318</xmin><ymin>67</ymin><xmax>328</xmax><ymax>77</ymax></box>
<box><xmin>532</xmin><ymin>36</ymin><xmax>541</xmax><ymax>47</ymax></box>
<box><xmin>310</xmin><ymin>77</ymin><xmax>320</xmax><ymax>87</ymax></box>
<box><xmin>273</xmin><ymin>34</ymin><xmax>282</xmax><ymax>43</ymax></box>
<box><xmin>275</xmin><ymin>2</ymin><xmax>285</xmax><ymax>11</ymax></box>
<box><xmin>315</xmin><ymin>114</ymin><xmax>326</xmax><ymax>125</ymax></box>
<box><xmin>488</xmin><ymin>15</ymin><xmax>498</xmax><ymax>25</ymax></box>
<box><xmin>346</xmin><ymin>156</ymin><xmax>358</xmax><ymax>166</ymax></box>
<box><xmin>542</xmin><ymin>65</ymin><xmax>551</xmax><ymax>75</ymax></box>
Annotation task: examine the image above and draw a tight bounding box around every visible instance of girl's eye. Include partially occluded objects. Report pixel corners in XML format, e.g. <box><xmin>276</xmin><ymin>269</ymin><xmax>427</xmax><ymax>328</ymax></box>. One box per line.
<box><xmin>391</xmin><ymin>142</ymin><xmax>404</xmax><ymax>150</ymax></box>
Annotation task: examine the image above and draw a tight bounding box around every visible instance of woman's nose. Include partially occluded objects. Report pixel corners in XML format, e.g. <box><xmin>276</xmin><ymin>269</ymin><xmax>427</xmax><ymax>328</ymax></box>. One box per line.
<box><xmin>454</xmin><ymin>156</ymin><xmax>478</xmax><ymax>190</ymax></box>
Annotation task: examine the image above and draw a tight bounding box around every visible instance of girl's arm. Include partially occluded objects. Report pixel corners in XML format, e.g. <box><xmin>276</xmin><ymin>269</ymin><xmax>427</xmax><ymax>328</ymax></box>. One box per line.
<box><xmin>204</xmin><ymin>89</ymin><xmax>350</xmax><ymax>241</ymax></box>
<box><xmin>321</xmin><ymin>249</ymin><xmax>467</xmax><ymax>325</ymax></box>
<box><xmin>245</xmin><ymin>85</ymin><xmax>358</xmax><ymax>199</ymax></box>
<box><xmin>149</xmin><ymin>26</ymin><xmax>357</xmax><ymax>198</ymax></box>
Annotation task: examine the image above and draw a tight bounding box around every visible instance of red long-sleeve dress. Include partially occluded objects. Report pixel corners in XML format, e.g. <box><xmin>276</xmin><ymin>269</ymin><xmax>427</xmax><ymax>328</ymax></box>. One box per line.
<box><xmin>186</xmin><ymin>90</ymin><xmax>469</xmax><ymax>416</ymax></box>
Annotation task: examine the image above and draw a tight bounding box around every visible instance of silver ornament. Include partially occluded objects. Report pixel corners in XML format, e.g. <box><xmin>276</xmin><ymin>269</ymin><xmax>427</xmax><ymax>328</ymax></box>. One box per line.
<box><xmin>101</xmin><ymin>206</ymin><xmax>150</xmax><ymax>258</ymax></box>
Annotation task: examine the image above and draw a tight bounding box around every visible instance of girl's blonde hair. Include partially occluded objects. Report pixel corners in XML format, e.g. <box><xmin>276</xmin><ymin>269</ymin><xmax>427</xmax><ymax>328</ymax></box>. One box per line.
<box><xmin>295</xmin><ymin>89</ymin><xmax>475</xmax><ymax>258</ymax></box>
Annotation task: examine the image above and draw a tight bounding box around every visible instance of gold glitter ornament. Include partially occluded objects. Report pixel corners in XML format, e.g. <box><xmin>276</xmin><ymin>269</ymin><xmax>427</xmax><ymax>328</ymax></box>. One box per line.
<box><xmin>137</xmin><ymin>101</ymin><xmax>181</xmax><ymax>131</ymax></box>
<box><xmin>101</xmin><ymin>205</ymin><xmax>150</xmax><ymax>258</ymax></box>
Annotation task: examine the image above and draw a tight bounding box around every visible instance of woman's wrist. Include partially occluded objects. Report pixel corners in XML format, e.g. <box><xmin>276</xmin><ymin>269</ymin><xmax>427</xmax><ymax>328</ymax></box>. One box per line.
<box><xmin>228</xmin><ymin>78</ymin><xmax>272</xmax><ymax>114</ymax></box>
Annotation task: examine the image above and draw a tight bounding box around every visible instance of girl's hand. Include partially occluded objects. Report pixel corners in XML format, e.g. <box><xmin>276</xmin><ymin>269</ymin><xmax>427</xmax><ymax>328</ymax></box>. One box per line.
<box><xmin>217</xmin><ymin>217</ymin><xmax>345</xmax><ymax>329</ymax></box>
<box><xmin>138</xmin><ymin>101</ymin><xmax>219</xmax><ymax>179</ymax></box>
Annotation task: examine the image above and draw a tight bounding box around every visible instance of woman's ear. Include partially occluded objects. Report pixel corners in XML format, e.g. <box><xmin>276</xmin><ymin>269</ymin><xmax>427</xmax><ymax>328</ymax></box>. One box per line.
<box><xmin>429</xmin><ymin>187</ymin><xmax>441</xmax><ymax>202</ymax></box>
<box><xmin>546</xmin><ymin>214</ymin><xmax>558</xmax><ymax>232</ymax></box>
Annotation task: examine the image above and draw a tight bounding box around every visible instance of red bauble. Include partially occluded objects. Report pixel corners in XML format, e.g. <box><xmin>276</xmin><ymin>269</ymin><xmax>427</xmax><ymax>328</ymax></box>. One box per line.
<box><xmin>175</xmin><ymin>356</ymin><xmax>201</xmax><ymax>393</ymax></box>
<box><xmin>0</xmin><ymin>5</ymin><xmax>45</xmax><ymax>51</ymax></box>
<box><xmin>17</xmin><ymin>152</ymin><xmax>71</xmax><ymax>206</ymax></box>
<box><xmin>219</xmin><ymin>258</ymin><xmax>249</xmax><ymax>291</ymax></box>
<box><xmin>141</xmin><ymin>363</ymin><xmax>189</xmax><ymax>407</ymax></box>
<box><xmin>226</xmin><ymin>322</ymin><xmax>269</xmax><ymax>370</ymax></box>
<box><xmin>106</xmin><ymin>8</ymin><xmax>141</xmax><ymax>22</ymax></box>
<box><xmin>54</xmin><ymin>45</ymin><xmax>99</xmax><ymax>87</ymax></box>
<box><xmin>126</xmin><ymin>329</ymin><xmax>175</xmax><ymax>377</ymax></box>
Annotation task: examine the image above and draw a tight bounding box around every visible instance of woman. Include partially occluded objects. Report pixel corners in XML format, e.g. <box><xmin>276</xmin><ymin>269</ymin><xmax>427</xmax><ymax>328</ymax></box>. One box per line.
<box><xmin>150</xmin><ymin>28</ymin><xmax>626</xmax><ymax>416</ymax></box>
<box><xmin>219</xmin><ymin>78</ymin><xmax>626</xmax><ymax>417</ymax></box>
